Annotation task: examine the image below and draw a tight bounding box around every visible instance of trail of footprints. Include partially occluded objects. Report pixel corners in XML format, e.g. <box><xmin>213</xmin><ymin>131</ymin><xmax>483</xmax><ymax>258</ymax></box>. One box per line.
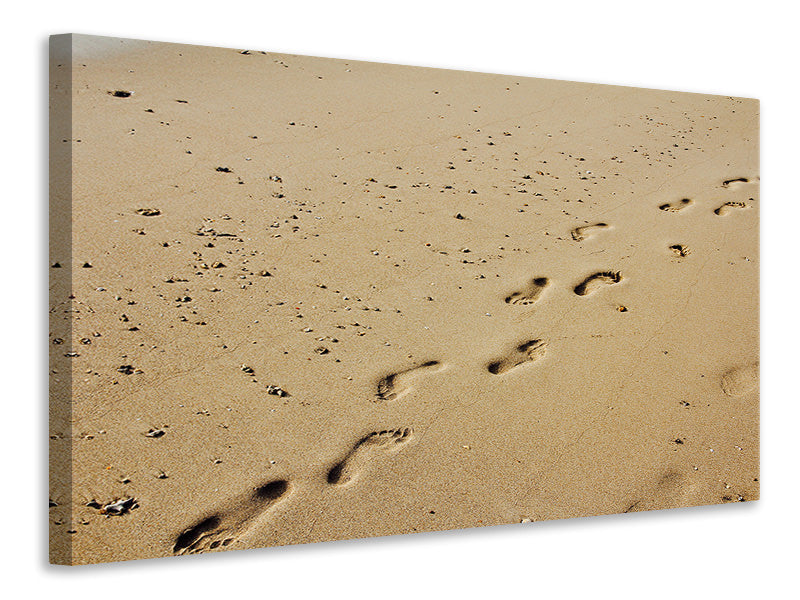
<box><xmin>170</xmin><ymin>266</ymin><xmax>609</xmax><ymax>555</ymax></box>
<box><xmin>713</xmin><ymin>175</ymin><xmax>755</xmax><ymax>215</ymax></box>
<box><xmin>173</xmin><ymin>428</ymin><xmax>415</xmax><ymax>556</ymax></box>
<box><xmin>657</xmin><ymin>177</ymin><xmax>755</xmax><ymax>218</ymax></box>
<box><xmin>173</xmin><ymin>268</ymin><xmax>625</xmax><ymax>555</ymax></box>
<box><xmin>172</xmin><ymin>175</ymin><xmax>755</xmax><ymax>556</ymax></box>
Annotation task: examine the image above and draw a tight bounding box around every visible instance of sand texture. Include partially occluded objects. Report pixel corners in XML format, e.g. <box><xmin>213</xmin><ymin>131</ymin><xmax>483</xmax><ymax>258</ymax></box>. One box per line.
<box><xmin>49</xmin><ymin>35</ymin><xmax>759</xmax><ymax>565</ymax></box>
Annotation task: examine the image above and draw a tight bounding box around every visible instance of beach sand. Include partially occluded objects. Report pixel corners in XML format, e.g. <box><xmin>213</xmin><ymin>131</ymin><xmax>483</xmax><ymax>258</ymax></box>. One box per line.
<box><xmin>49</xmin><ymin>34</ymin><xmax>759</xmax><ymax>565</ymax></box>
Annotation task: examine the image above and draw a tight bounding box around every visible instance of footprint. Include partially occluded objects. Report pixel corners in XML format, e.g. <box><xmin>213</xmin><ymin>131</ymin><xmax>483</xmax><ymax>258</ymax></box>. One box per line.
<box><xmin>375</xmin><ymin>360</ymin><xmax>444</xmax><ymax>402</ymax></box>
<box><xmin>721</xmin><ymin>362</ymin><xmax>759</xmax><ymax>397</ymax></box>
<box><xmin>659</xmin><ymin>198</ymin><xmax>693</xmax><ymax>212</ymax></box>
<box><xmin>573</xmin><ymin>271</ymin><xmax>622</xmax><ymax>296</ymax></box>
<box><xmin>714</xmin><ymin>201</ymin><xmax>749</xmax><ymax>216</ymax></box>
<box><xmin>173</xmin><ymin>479</ymin><xmax>290</xmax><ymax>555</ymax></box>
<box><xmin>669</xmin><ymin>244</ymin><xmax>691</xmax><ymax>258</ymax></box>
<box><xmin>722</xmin><ymin>177</ymin><xmax>752</xmax><ymax>189</ymax></box>
<box><xmin>487</xmin><ymin>339</ymin><xmax>547</xmax><ymax>375</ymax></box>
<box><xmin>624</xmin><ymin>470</ymin><xmax>694</xmax><ymax>513</ymax></box>
<box><xmin>571</xmin><ymin>222</ymin><xmax>609</xmax><ymax>242</ymax></box>
<box><xmin>327</xmin><ymin>428</ymin><xmax>413</xmax><ymax>486</ymax></box>
<box><xmin>505</xmin><ymin>277</ymin><xmax>550</xmax><ymax>306</ymax></box>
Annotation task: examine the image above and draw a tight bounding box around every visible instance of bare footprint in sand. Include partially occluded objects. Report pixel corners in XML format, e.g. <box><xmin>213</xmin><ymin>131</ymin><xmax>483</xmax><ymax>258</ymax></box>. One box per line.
<box><xmin>487</xmin><ymin>339</ymin><xmax>547</xmax><ymax>375</ymax></box>
<box><xmin>624</xmin><ymin>470</ymin><xmax>697</xmax><ymax>513</ymax></box>
<box><xmin>505</xmin><ymin>277</ymin><xmax>550</xmax><ymax>306</ymax></box>
<box><xmin>721</xmin><ymin>362</ymin><xmax>759</xmax><ymax>397</ymax></box>
<box><xmin>173</xmin><ymin>479</ymin><xmax>290</xmax><ymax>555</ymax></box>
<box><xmin>375</xmin><ymin>360</ymin><xmax>445</xmax><ymax>402</ymax></box>
<box><xmin>327</xmin><ymin>428</ymin><xmax>413</xmax><ymax>485</ymax></box>
<box><xmin>573</xmin><ymin>271</ymin><xmax>622</xmax><ymax>296</ymax></box>
<box><xmin>714</xmin><ymin>200</ymin><xmax>750</xmax><ymax>216</ymax></box>
<box><xmin>722</xmin><ymin>177</ymin><xmax>755</xmax><ymax>189</ymax></box>
<box><xmin>659</xmin><ymin>198</ymin><xmax>693</xmax><ymax>212</ymax></box>
<box><xmin>571</xmin><ymin>222</ymin><xmax>609</xmax><ymax>242</ymax></box>
<box><xmin>669</xmin><ymin>244</ymin><xmax>691</xmax><ymax>258</ymax></box>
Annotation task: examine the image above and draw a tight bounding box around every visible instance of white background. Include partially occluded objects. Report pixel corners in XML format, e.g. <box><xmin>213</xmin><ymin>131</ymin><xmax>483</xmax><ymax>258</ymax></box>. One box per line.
<box><xmin>2</xmin><ymin>1</ymin><xmax>796</xmax><ymax>597</ymax></box>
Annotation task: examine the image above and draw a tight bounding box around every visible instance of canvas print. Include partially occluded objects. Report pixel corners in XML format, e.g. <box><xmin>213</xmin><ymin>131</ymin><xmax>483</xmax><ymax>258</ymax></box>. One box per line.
<box><xmin>49</xmin><ymin>34</ymin><xmax>759</xmax><ymax>565</ymax></box>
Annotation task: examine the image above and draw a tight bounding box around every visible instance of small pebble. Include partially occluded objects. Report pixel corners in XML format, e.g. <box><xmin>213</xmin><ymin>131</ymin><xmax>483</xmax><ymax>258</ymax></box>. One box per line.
<box><xmin>99</xmin><ymin>497</ymin><xmax>138</xmax><ymax>515</ymax></box>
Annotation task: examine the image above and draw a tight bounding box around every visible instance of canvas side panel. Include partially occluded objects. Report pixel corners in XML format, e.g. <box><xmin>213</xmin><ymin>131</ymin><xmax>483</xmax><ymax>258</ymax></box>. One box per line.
<box><xmin>49</xmin><ymin>33</ymin><xmax>74</xmax><ymax>565</ymax></box>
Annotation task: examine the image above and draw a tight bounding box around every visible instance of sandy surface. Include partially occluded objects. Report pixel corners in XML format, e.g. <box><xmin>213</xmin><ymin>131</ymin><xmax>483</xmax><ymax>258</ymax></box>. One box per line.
<box><xmin>49</xmin><ymin>34</ymin><xmax>759</xmax><ymax>565</ymax></box>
